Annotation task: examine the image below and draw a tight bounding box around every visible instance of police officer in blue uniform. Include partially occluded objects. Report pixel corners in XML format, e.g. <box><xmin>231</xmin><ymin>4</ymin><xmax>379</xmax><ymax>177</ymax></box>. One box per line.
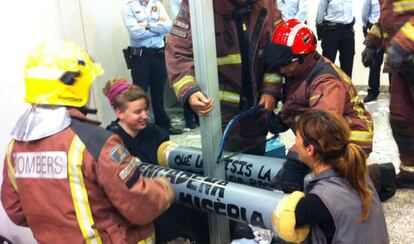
<box><xmin>316</xmin><ymin>0</ymin><xmax>355</xmax><ymax>78</ymax></box>
<box><xmin>122</xmin><ymin>0</ymin><xmax>182</xmax><ymax>135</ymax></box>
<box><xmin>361</xmin><ymin>0</ymin><xmax>383</xmax><ymax>103</ymax></box>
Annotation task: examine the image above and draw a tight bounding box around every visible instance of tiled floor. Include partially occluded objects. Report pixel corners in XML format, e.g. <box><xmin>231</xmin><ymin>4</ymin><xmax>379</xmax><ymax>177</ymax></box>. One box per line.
<box><xmin>167</xmin><ymin>92</ymin><xmax>414</xmax><ymax>243</ymax></box>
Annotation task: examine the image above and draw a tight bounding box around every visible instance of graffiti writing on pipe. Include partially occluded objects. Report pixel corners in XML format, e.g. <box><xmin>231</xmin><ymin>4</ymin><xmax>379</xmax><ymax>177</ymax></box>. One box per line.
<box><xmin>173</xmin><ymin>153</ymin><xmax>275</xmax><ymax>188</ymax></box>
<box><xmin>139</xmin><ymin>163</ymin><xmax>273</xmax><ymax>229</ymax></box>
<box><xmin>174</xmin><ymin>154</ymin><xmax>203</xmax><ymax>168</ymax></box>
<box><xmin>224</xmin><ymin>158</ymin><xmax>273</xmax><ymax>188</ymax></box>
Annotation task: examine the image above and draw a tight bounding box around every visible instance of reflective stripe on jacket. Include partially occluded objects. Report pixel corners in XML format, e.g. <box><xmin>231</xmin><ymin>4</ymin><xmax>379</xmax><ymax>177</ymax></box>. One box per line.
<box><xmin>281</xmin><ymin>55</ymin><xmax>374</xmax><ymax>152</ymax></box>
<box><xmin>381</xmin><ymin>0</ymin><xmax>414</xmax><ymax>43</ymax></box>
<box><xmin>165</xmin><ymin>0</ymin><xmax>283</xmax><ymax>108</ymax></box>
<box><xmin>1</xmin><ymin>108</ymin><xmax>171</xmax><ymax>244</ymax></box>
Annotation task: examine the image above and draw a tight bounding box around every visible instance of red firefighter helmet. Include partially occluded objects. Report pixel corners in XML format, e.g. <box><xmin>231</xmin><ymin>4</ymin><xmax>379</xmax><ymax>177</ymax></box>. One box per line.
<box><xmin>272</xmin><ymin>19</ymin><xmax>317</xmax><ymax>55</ymax></box>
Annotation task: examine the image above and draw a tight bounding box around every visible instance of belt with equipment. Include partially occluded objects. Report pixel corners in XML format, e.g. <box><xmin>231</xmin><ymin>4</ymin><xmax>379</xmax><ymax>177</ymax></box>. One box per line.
<box><xmin>129</xmin><ymin>46</ymin><xmax>165</xmax><ymax>57</ymax></box>
<box><xmin>323</xmin><ymin>18</ymin><xmax>355</xmax><ymax>31</ymax></box>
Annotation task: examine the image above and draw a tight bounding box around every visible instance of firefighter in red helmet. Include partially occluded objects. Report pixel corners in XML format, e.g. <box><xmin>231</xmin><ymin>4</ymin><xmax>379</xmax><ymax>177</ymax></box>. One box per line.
<box><xmin>265</xmin><ymin>19</ymin><xmax>396</xmax><ymax>202</ymax></box>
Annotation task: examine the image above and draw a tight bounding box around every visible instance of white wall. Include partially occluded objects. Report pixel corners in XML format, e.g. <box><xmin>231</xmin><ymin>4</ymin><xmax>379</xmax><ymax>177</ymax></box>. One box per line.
<box><xmin>80</xmin><ymin>0</ymin><xmax>132</xmax><ymax>126</ymax></box>
<box><xmin>58</xmin><ymin>0</ymin><xmax>131</xmax><ymax>126</ymax></box>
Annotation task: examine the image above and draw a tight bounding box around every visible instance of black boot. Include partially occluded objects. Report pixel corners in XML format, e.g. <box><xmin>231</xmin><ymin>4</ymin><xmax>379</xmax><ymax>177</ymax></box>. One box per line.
<box><xmin>378</xmin><ymin>163</ymin><xmax>397</xmax><ymax>201</ymax></box>
<box><xmin>396</xmin><ymin>172</ymin><xmax>414</xmax><ymax>189</ymax></box>
<box><xmin>167</xmin><ymin>127</ymin><xmax>183</xmax><ymax>135</ymax></box>
<box><xmin>271</xmin><ymin>151</ymin><xmax>310</xmax><ymax>193</ymax></box>
<box><xmin>184</xmin><ymin>122</ymin><xmax>198</xmax><ymax>129</ymax></box>
<box><xmin>363</xmin><ymin>91</ymin><xmax>379</xmax><ymax>103</ymax></box>
<box><xmin>230</xmin><ymin>221</ymin><xmax>255</xmax><ymax>241</ymax></box>
<box><xmin>368</xmin><ymin>163</ymin><xmax>396</xmax><ymax>201</ymax></box>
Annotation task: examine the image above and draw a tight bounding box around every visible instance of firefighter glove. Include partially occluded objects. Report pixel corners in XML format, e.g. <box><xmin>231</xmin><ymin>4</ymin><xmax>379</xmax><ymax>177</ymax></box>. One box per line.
<box><xmin>267</xmin><ymin>112</ymin><xmax>290</xmax><ymax>137</ymax></box>
<box><xmin>387</xmin><ymin>40</ymin><xmax>407</xmax><ymax>70</ymax></box>
<box><xmin>361</xmin><ymin>46</ymin><xmax>377</xmax><ymax>68</ymax></box>
<box><xmin>272</xmin><ymin>191</ymin><xmax>310</xmax><ymax>243</ymax></box>
<box><xmin>154</xmin><ymin>177</ymin><xmax>175</xmax><ymax>209</ymax></box>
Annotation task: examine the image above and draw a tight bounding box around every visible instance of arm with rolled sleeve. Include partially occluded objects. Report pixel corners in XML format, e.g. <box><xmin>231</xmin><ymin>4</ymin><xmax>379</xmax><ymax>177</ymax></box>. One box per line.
<box><xmin>95</xmin><ymin>135</ymin><xmax>173</xmax><ymax>225</ymax></box>
<box><xmin>122</xmin><ymin>4</ymin><xmax>158</xmax><ymax>41</ymax></box>
<box><xmin>149</xmin><ymin>2</ymin><xmax>172</xmax><ymax>34</ymax></box>
<box><xmin>316</xmin><ymin>0</ymin><xmax>328</xmax><ymax>24</ymax></box>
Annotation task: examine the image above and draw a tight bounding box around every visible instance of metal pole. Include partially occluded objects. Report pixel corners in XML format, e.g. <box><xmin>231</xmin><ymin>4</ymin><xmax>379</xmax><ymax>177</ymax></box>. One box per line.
<box><xmin>188</xmin><ymin>0</ymin><xmax>230</xmax><ymax>242</ymax></box>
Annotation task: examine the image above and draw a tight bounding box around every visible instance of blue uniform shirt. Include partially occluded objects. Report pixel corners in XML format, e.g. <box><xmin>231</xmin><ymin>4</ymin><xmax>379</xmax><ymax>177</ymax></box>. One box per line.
<box><xmin>122</xmin><ymin>0</ymin><xmax>172</xmax><ymax>48</ymax></box>
<box><xmin>316</xmin><ymin>0</ymin><xmax>354</xmax><ymax>25</ymax></box>
<box><xmin>361</xmin><ymin>0</ymin><xmax>380</xmax><ymax>27</ymax></box>
<box><xmin>277</xmin><ymin>0</ymin><xmax>308</xmax><ymax>22</ymax></box>
<box><xmin>170</xmin><ymin>0</ymin><xmax>182</xmax><ymax>19</ymax></box>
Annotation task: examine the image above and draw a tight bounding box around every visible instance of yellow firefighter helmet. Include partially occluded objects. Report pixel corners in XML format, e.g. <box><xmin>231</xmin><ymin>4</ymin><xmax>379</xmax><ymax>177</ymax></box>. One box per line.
<box><xmin>24</xmin><ymin>40</ymin><xmax>103</xmax><ymax>107</ymax></box>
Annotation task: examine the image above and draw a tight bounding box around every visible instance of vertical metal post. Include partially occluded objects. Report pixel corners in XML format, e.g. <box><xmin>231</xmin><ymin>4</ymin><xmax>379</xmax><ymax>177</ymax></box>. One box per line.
<box><xmin>188</xmin><ymin>0</ymin><xmax>230</xmax><ymax>243</ymax></box>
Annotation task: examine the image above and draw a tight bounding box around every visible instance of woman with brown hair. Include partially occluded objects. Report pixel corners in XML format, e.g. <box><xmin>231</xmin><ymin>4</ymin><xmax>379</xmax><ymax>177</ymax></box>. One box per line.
<box><xmin>103</xmin><ymin>78</ymin><xmax>169</xmax><ymax>164</ymax></box>
<box><xmin>272</xmin><ymin>110</ymin><xmax>389</xmax><ymax>244</ymax></box>
<box><xmin>103</xmin><ymin>79</ymin><xmax>209</xmax><ymax>243</ymax></box>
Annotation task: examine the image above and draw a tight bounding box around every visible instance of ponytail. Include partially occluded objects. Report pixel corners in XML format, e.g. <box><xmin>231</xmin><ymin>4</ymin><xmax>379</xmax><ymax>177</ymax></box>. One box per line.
<box><xmin>297</xmin><ymin>110</ymin><xmax>373</xmax><ymax>221</ymax></box>
<box><xmin>335</xmin><ymin>143</ymin><xmax>372</xmax><ymax>221</ymax></box>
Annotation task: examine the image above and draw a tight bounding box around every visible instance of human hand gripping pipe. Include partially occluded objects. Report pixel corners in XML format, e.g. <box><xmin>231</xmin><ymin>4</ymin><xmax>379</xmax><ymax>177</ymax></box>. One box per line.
<box><xmin>137</xmin><ymin>160</ymin><xmax>284</xmax><ymax>231</ymax></box>
<box><xmin>157</xmin><ymin>141</ymin><xmax>285</xmax><ymax>189</ymax></box>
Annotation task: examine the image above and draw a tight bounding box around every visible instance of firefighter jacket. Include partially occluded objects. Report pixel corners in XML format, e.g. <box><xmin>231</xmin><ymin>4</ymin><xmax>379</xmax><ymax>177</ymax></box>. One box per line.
<box><xmin>280</xmin><ymin>53</ymin><xmax>374</xmax><ymax>152</ymax></box>
<box><xmin>363</xmin><ymin>0</ymin><xmax>388</xmax><ymax>49</ymax></box>
<box><xmin>1</xmin><ymin>107</ymin><xmax>173</xmax><ymax>244</ymax></box>
<box><xmin>364</xmin><ymin>22</ymin><xmax>388</xmax><ymax>49</ymax></box>
<box><xmin>165</xmin><ymin>0</ymin><xmax>283</xmax><ymax>110</ymax></box>
<box><xmin>381</xmin><ymin>0</ymin><xmax>414</xmax><ymax>59</ymax></box>
<box><xmin>380</xmin><ymin>0</ymin><xmax>414</xmax><ymax>46</ymax></box>
<box><xmin>365</xmin><ymin>0</ymin><xmax>414</xmax><ymax>66</ymax></box>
